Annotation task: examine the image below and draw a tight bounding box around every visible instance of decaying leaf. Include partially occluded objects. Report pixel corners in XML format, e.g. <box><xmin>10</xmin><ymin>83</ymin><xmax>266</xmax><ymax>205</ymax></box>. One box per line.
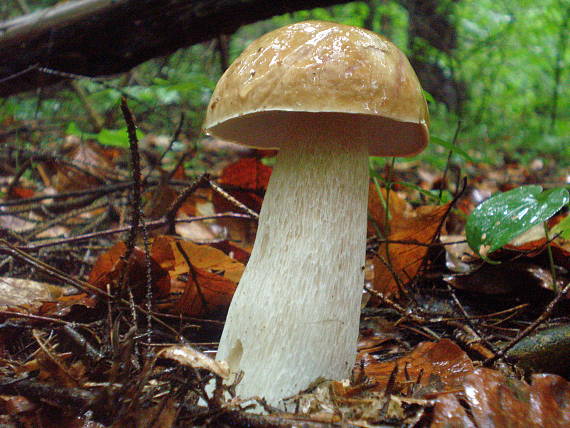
<box><xmin>157</xmin><ymin>345</ymin><xmax>229</xmax><ymax>378</ymax></box>
<box><xmin>0</xmin><ymin>277</ymin><xmax>71</xmax><ymax>311</ymax></box>
<box><xmin>432</xmin><ymin>368</ymin><xmax>570</xmax><ymax>427</ymax></box>
<box><xmin>369</xmin><ymin>184</ymin><xmax>450</xmax><ymax>297</ymax></box>
<box><xmin>506</xmin><ymin>324</ymin><xmax>570</xmax><ymax>376</ymax></box>
<box><xmin>444</xmin><ymin>262</ymin><xmax>562</xmax><ymax>294</ymax></box>
<box><xmin>361</xmin><ymin>339</ymin><xmax>475</xmax><ymax>394</ymax></box>
<box><xmin>88</xmin><ymin>241</ymin><xmax>171</xmax><ymax>298</ymax></box>
<box><xmin>212</xmin><ymin>157</ymin><xmax>271</xmax><ymax>247</ymax></box>
<box><xmin>167</xmin><ymin>237</ymin><xmax>244</xmax><ymax>284</ymax></box>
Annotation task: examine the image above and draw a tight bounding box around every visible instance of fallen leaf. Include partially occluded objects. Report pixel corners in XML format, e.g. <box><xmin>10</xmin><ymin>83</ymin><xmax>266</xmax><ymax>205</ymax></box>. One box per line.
<box><xmin>370</xmin><ymin>188</ymin><xmax>449</xmax><ymax>297</ymax></box>
<box><xmin>434</xmin><ymin>368</ymin><xmax>570</xmax><ymax>427</ymax></box>
<box><xmin>151</xmin><ymin>236</ymin><xmax>243</xmax><ymax>316</ymax></box>
<box><xmin>367</xmin><ymin>183</ymin><xmax>411</xmax><ymax>237</ymax></box>
<box><xmin>88</xmin><ymin>241</ymin><xmax>171</xmax><ymax>298</ymax></box>
<box><xmin>213</xmin><ymin>158</ymin><xmax>271</xmax><ymax>246</ymax></box>
<box><xmin>431</xmin><ymin>394</ymin><xmax>477</xmax><ymax>428</ymax></box>
<box><xmin>158</xmin><ymin>345</ymin><xmax>229</xmax><ymax>378</ymax></box>
<box><xmin>168</xmin><ymin>238</ymin><xmax>244</xmax><ymax>283</ymax></box>
<box><xmin>361</xmin><ymin>339</ymin><xmax>475</xmax><ymax>394</ymax></box>
<box><xmin>0</xmin><ymin>278</ymin><xmax>70</xmax><ymax>310</ymax></box>
<box><xmin>48</xmin><ymin>139</ymin><xmax>120</xmax><ymax>192</ymax></box>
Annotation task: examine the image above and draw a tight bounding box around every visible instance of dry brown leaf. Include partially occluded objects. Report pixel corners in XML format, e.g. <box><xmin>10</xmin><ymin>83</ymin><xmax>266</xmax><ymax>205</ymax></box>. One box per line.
<box><xmin>213</xmin><ymin>158</ymin><xmax>271</xmax><ymax>246</ymax></box>
<box><xmin>37</xmin><ymin>293</ymin><xmax>98</xmax><ymax>318</ymax></box>
<box><xmin>361</xmin><ymin>339</ymin><xmax>475</xmax><ymax>394</ymax></box>
<box><xmin>367</xmin><ymin>183</ymin><xmax>411</xmax><ymax>237</ymax></box>
<box><xmin>0</xmin><ymin>278</ymin><xmax>69</xmax><ymax>310</ymax></box>
<box><xmin>433</xmin><ymin>368</ymin><xmax>570</xmax><ymax>428</ymax></box>
<box><xmin>88</xmin><ymin>241</ymin><xmax>171</xmax><ymax>298</ymax></box>
<box><xmin>152</xmin><ymin>236</ymin><xmax>243</xmax><ymax>316</ymax></box>
<box><xmin>176</xmin><ymin>268</ymin><xmax>237</xmax><ymax>316</ymax></box>
<box><xmin>158</xmin><ymin>345</ymin><xmax>229</xmax><ymax>378</ymax></box>
<box><xmin>168</xmin><ymin>238</ymin><xmax>244</xmax><ymax>284</ymax></box>
<box><xmin>48</xmin><ymin>139</ymin><xmax>119</xmax><ymax>192</ymax></box>
<box><xmin>371</xmin><ymin>200</ymin><xmax>449</xmax><ymax>298</ymax></box>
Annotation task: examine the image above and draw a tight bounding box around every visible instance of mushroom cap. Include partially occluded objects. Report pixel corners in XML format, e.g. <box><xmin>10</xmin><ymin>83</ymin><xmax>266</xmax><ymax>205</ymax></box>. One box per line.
<box><xmin>203</xmin><ymin>20</ymin><xmax>429</xmax><ymax>157</ymax></box>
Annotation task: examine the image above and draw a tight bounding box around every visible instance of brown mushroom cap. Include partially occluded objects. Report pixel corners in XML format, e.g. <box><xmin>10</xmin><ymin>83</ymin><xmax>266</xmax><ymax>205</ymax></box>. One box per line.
<box><xmin>203</xmin><ymin>20</ymin><xmax>429</xmax><ymax>157</ymax></box>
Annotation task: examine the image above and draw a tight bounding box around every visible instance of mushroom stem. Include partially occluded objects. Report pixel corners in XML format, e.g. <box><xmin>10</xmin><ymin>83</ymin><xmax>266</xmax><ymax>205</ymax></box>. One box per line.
<box><xmin>216</xmin><ymin>127</ymin><xmax>369</xmax><ymax>406</ymax></box>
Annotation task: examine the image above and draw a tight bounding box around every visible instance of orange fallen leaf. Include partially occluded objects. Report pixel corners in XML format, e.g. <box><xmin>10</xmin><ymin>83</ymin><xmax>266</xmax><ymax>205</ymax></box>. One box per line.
<box><xmin>360</xmin><ymin>339</ymin><xmax>475</xmax><ymax>394</ymax></box>
<box><xmin>88</xmin><ymin>241</ymin><xmax>171</xmax><ymax>298</ymax></box>
<box><xmin>153</xmin><ymin>236</ymin><xmax>244</xmax><ymax>316</ymax></box>
<box><xmin>168</xmin><ymin>238</ymin><xmax>244</xmax><ymax>284</ymax></box>
<box><xmin>370</xmin><ymin>189</ymin><xmax>449</xmax><ymax>297</ymax></box>
<box><xmin>213</xmin><ymin>158</ymin><xmax>271</xmax><ymax>247</ymax></box>
<box><xmin>432</xmin><ymin>368</ymin><xmax>570</xmax><ymax>427</ymax></box>
<box><xmin>367</xmin><ymin>183</ymin><xmax>411</xmax><ymax>237</ymax></box>
<box><xmin>176</xmin><ymin>268</ymin><xmax>237</xmax><ymax>316</ymax></box>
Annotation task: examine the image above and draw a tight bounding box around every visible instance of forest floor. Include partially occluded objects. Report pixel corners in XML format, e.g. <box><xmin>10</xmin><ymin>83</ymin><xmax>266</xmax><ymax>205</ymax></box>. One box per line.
<box><xmin>0</xmin><ymin>109</ymin><xmax>568</xmax><ymax>427</ymax></box>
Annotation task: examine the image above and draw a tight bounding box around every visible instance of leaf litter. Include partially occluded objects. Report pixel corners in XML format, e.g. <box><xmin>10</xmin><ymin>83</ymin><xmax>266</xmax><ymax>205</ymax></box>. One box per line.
<box><xmin>0</xmin><ymin>125</ymin><xmax>568</xmax><ymax>426</ymax></box>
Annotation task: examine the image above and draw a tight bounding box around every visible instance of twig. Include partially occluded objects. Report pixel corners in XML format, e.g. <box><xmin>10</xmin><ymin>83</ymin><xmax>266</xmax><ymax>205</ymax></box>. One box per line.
<box><xmin>446</xmin><ymin>283</ymin><xmax>499</xmax><ymax>355</ymax></box>
<box><xmin>165</xmin><ymin>173</ymin><xmax>210</xmax><ymax>234</ymax></box>
<box><xmin>9</xmin><ymin>212</ymin><xmax>252</xmax><ymax>252</ymax></box>
<box><xmin>485</xmin><ymin>279</ymin><xmax>570</xmax><ymax>365</ymax></box>
<box><xmin>208</xmin><ymin>179</ymin><xmax>260</xmax><ymax>220</ymax></box>
<box><xmin>121</xmin><ymin>97</ymin><xmax>154</xmax><ymax>348</ymax></box>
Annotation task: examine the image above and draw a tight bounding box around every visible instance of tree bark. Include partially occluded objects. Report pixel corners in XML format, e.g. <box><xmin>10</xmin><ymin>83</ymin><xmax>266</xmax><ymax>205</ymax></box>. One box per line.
<box><xmin>0</xmin><ymin>0</ymin><xmax>349</xmax><ymax>97</ymax></box>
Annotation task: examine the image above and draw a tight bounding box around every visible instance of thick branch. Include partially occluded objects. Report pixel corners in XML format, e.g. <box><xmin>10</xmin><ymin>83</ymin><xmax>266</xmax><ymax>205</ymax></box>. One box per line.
<box><xmin>0</xmin><ymin>0</ymin><xmax>349</xmax><ymax>96</ymax></box>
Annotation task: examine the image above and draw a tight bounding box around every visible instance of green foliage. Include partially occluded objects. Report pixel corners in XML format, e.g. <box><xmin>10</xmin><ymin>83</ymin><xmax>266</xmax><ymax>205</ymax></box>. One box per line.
<box><xmin>1</xmin><ymin>0</ymin><xmax>568</xmax><ymax>170</ymax></box>
<box><xmin>66</xmin><ymin>122</ymin><xmax>145</xmax><ymax>148</ymax></box>
<box><xmin>466</xmin><ymin>185</ymin><xmax>570</xmax><ymax>259</ymax></box>
<box><xmin>431</xmin><ymin>136</ymin><xmax>475</xmax><ymax>163</ymax></box>
<box><xmin>552</xmin><ymin>215</ymin><xmax>570</xmax><ymax>240</ymax></box>
<box><xmin>451</xmin><ymin>0</ymin><xmax>570</xmax><ymax>165</ymax></box>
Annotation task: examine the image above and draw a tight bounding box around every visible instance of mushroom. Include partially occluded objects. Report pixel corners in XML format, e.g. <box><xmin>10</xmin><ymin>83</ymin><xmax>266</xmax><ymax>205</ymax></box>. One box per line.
<box><xmin>203</xmin><ymin>20</ymin><xmax>429</xmax><ymax>406</ymax></box>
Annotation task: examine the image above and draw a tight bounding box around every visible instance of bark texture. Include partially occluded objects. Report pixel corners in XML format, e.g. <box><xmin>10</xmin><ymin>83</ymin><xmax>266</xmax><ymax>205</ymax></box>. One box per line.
<box><xmin>0</xmin><ymin>0</ymin><xmax>349</xmax><ymax>96</ymax></box>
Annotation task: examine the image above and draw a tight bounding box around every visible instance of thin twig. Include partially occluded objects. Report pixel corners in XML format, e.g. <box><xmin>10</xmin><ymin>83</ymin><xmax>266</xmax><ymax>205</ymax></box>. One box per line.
<box><xmin>485</xmin><ymin>279</ymin><xmax>570</xmax><ymax>365</ymax></box>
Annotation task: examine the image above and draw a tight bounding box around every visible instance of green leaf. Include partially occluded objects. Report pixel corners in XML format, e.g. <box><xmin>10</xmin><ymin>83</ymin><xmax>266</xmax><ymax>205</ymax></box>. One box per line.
<box><xmin>65</xmin><ymin>122</ymin><xmax>97</xmax><ymax>139</ymax></box>
<box><xmin>431</xmin><ymin>136</ymin><xmax>476</xmax><ymax>163</ymax></box>
<box><xmin>97</xmin><ymin>128</ymin><xmax>145</xmax><ymax>148</ymax></box>
<box><xmin>551</xmin><ymin>215</ymin><xmax>570</xmax><ymax>239</ymax></box>
<box><xmin>422</xmin><ymin>90</ymin><xmax>435</xmax><ymax>104</ymax></box>
<box><xmin>466</xmin><ymin>185</ymin><xmax>570</xmax><ymax>259</ymax></box>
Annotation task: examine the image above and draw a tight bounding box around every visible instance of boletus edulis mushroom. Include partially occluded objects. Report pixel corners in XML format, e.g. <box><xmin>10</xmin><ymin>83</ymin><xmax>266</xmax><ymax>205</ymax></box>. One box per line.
<box><xmin>203</xmin><ymin>20</ymin><xmax>429</xmax><ymax>406</ymax></box>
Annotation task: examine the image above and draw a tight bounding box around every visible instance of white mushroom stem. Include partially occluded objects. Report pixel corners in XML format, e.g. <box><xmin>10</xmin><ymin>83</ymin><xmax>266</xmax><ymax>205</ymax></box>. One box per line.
<box><xmin>216</xmin><ymin>125</ymin><xmax>369</xmax><ymax>406</ymax></box>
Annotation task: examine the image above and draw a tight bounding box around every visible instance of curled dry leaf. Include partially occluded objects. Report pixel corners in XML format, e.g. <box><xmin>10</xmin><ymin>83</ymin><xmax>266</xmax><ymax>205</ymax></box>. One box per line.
<box><xmin>153</xmin><ymin>235</ymin><xmax>244</xmax><ymax>316</ymax></box>
<box><xmin>369</xmin><ymin>184</ymin><xmax>450</xmax><ymax>298</ymax></box>
<box><xmin>0</xmin><ymin>277</ymin><xmax>71</xmax><ymax>311</ymax></box>
<box><xmin>47</xmin><ymin>139</ymin><xmax>120</xmax><ymax>192</ymax></box>
<box><xmin>88</xmin><ymin>241</ymin><xmax>171</xmax><ymax>298</ymax></box>
<box><xmin>157</xmin><ymin>345</ymin><xmax>229</xmax><ymax>378</ymax></box>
